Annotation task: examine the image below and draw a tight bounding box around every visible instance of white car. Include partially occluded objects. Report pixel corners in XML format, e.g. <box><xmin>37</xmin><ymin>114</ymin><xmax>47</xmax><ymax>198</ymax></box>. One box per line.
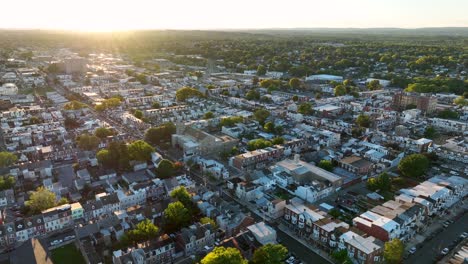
<box><xmin>441</xmin><ymin>248</ymin><xmax>449</xmax><ymax>255</ymax></box>
<box><xmin>408</xmin><ymin>247</ymin><xmax>416</xmax><ymax>254</ymax></box>
<box><xmin>461</xmin><ymin>232</ymin><xmax>468</xmax><ymax>239</ymax></box>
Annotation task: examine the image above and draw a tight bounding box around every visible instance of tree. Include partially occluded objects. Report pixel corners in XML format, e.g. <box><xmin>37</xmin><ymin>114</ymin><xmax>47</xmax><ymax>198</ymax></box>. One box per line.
<box><xmin>252</xmin><ymin>76</ymin><xmax>259</xmax><ymax>86</ymax></box>
<box><xmin>97</xmin><ymin>141</ymin><xmax>130</xmax><ymax>171</ymax></box>
<box><xmin>164</xmin><ymin>201</ymin><xmax>191</xmax><ymax>231</ymax></box>
<box><xmin>423</xmin><ymin>126</ymin><xmax>437</xmax><ymax>139</ymax></box>
<box><xmin>144</xmin><ymin>123</ymin><xmax>176</xmax><ymax>145</ymax></box>
<box><xmin>257</xmin><ymin>65</ymin><xmax>266</xmax><ymax>76</ymax></box>
<box><xmin>331</xmin><ymin>249</ymin><xmax>353</xmax><ymax>264</ymax></box>
<box><xmin>176</xmin><ymin>87</ymin><xmax>204</xmax><ymax>101</ymax></box>
<box><xmin>343</xmin><ymin>79</ymin><xmax>355</xmax><ymax>87</ymax></box>
<box><xmin>356</xmin><ymin>114</ymin><xmax>371</xmax><ymax>128</ymax></box>
<box><xmin>219</xmin><ymin>116</ymin><xmax>243</xmax><ymax>127</ymax></box>
<box><xmin>64</xmin><ymin>117</ymin><xmax>80</xmax><ymax>129</ymax></box>
<box><xmin>201</xmin><ymin>246</ymin><xmax>247</xmax><ymax>264</ymax></box>
<box><xmin>383</xmin><ymin>239</ymin><xmax>404</xmax><ymax>264</ymax></box>
<box><xmin>252</xmin><ymin>244</ymin><xmax>288</xmax><ymax>264</ymax></box>
<box><xmin>318</xmin><ymin>160</ymin><xmax>334</xmax><ymax>172</ymax></box>
<box><xmin>246</xmin><ymin>90</ymin><xmax>261</xmax><ymax>101</ymax></box>
<box><xmin>263</xmin><ymin>122</ymin><xmax>275</xmax><ymax>133</ymax></box>
<box><xmin>170</xmin><ymin>186</ymin><xmax>192</xmax><ymax>208</ymax></box>
<box><xmin>367</xmin><ymin>172</ymin><xmax>391</xmax><ymax>192</ymax></box>
<box><xmin>271</xmin><ymin>137</ymin><xmax>285</xmax><ymax>145</ymax></box>
<box><xmin>254</xmin><ymin>109</ymin><xmax>270</xmax><ymax>125</ymax></box>
<box><xmin>298</xmin><ymin>102</ymin><xmax>313</xmax><ymax>115</ymax></box>
<box><xmin>152</xmin><ymin>102</ymin><xmax>161</xmax><ymax>109</ymax></box>
<box><xmin>0</xmin><ymin>152</ymin><xmax>17</xmax><ymax>168</ymax></box>
<box><xmin>437</xmin><ymin>109</ymin><xmax>459</xmax><ymax>120</ymax></box>
<box><xmin>127</xmin><ymin>219</ymin><xmax>159</xmax><ymax>244</ymax></box>
<box><xmin>95</xmin><ymin>127</ymin><xmax>114</xmax><ymax>139</ymax></box>
<box><xmin>157</xmin><ymin>159</ymin><xmax>175</xmax><ymax>178</ymax></box>
<box><xmin>292</xmin><ymin>95</ymin><xmax>299</xmax><ymax>101</ymax></box>
<box><xmin>398</xmin><ymin>154</ymin><xmax>430</xmax><ymax>179</ymax></box>
<box><xmin>204</xmin><ymin>111</ymin><xmax>215</xmax><ymax>119</ymax></box>
<box><xmin>64</xmin><ymin>100</ymin><xmax>87</xmax><ymax>110</ymax></box>
<box><xmin>367</xmin><ymin>80</ymin><xmax>382</xmax><ymax>90</ymax></box>
<box><xmin>289</xmin><ymin>78</ymin><xmax>301</xmax><ymax>89</ymax></box>
<box><xmin>0</xmin><ymin>175</ymin><xmax>15</xmax><ymax>191</ymax></box>
<box><xmin>454</xmin><ymin>96</ymin><xmax>468</xmax><ymax>106</ymax></box>
<box><xmin>128</xmin><ymin>140</ymin><xmax>154</xmax><ymax>161</ymax></box>
<box><xmin>334</xmin><ymin>85</ymin><xmax>347</xmax><ymax>96</ymax></box>
<box><xmin>76</xmin><ymin>134</ymin><xmax>100</xmax><ymax>151</ymax></box>
<box><xmin>26</xmin><ymin>187</ymin><xmax>57</xmax><ymax>214</ymax></box>
<box><xmin>133</xmin><ymin>110</ymin><xmax>143</xmax><ymax>119</ymax></box>
<box><xmin>200</xmin><ymin>217</ymin><xmax>217</xmax><ymax>229</ymax></box>
<box><xmin>247</xmin><ymin>139</ymin><xmax>273</xmax><ymax>151</ymax></box>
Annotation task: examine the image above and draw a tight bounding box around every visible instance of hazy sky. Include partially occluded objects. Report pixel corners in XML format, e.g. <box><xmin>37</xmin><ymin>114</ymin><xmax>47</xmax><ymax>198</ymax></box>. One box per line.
<box><xmin>2</xmin><ymin>0</ymin><xmax>467</xmax><ymax>31</ymax></box>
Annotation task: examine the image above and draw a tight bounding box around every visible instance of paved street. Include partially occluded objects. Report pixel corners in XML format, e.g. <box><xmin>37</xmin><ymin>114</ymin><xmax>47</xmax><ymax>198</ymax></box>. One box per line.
<box><xmin>405</xmin><ymin>210</ymin><xmax>468</xmax><ymax>264</ymax></box>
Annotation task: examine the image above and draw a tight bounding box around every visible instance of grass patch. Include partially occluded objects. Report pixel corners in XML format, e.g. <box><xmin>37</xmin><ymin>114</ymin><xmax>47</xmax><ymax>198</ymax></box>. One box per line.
<box><xmin>51</xmin><ymin>244</ymin><xmax>85</xmax><ymax>264</ymax></box>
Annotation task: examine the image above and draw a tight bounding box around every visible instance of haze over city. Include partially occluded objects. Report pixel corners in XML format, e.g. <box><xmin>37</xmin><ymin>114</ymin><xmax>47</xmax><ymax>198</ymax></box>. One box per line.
<box><xmin>1</xmin><ymin>0</ymin><xmax>468</xmax><ymax>31</ymax></box>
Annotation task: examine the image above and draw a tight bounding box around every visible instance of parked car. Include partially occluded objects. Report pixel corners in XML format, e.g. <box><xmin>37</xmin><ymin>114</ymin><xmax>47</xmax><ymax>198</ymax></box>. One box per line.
<box><xmin>441</xmin><ymin>248</ymin><xmax>449</xmax><ymax>255</ymax></box>
<box><xmin>408</xmin><ymin>247</ymin><xmax>417</xmax><ymax>254</ymax></box>
<box><xmin>460</xmin><ymin>232</ymin><xmax>468</xmax><ymax>239</ymax></box>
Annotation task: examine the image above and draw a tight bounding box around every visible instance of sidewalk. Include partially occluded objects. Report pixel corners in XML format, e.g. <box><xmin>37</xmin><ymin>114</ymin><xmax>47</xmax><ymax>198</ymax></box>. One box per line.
<box><xmin>277</xmin><ymin>223</ymin><xmax>334</xmax><ymax>264</ymax></box>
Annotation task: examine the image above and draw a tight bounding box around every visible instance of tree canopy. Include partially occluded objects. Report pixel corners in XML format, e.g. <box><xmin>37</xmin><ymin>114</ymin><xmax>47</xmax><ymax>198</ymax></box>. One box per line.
<box><xmin>289</xmin><ymin>78</ymin><xmax>301</xmax><ymax>89</ymax></box>
<box><xmin>0</xmin><ymin>175</ymin><xmax>15</xmax><ymax>191</ymax></box>
<box><xmin>398</xmin><ymin>154</ymin><xmax>430</xmax><ymax>178</ymax></box>
<box><xmin>298</xmin><ymin>102</ymin><xmax>313</xmax><ymax>115</ymax></box>
<box><xmin>252</xmin><ymin>244</ymin><xmax>288</xmax><ymax>264</ymax></box>
<box><xmin>356</xmin><ymin>114</ymin><xmax>371</xmax><ymax>128</ymax></box>
<box><xmin>26</xmin><ymin>187</ymin><xmax>58</xmax><ymax>214</ymax></box>
<box><xmin>144</xmin><ymin>122</ymin><xmax>176</xmax><ymax>145</ymax></box>
<box><xmin>176</xmin><ymin>87</ymin><xmax>204</xmax><ymax>101</ymax></box>
<box><xmin>94</xmin><ymin>127</ymin><xmax>115</xmax><ymax>139</ymax></box>
<box><xmin>76</xmin><ymin>134</ymin><xmax>100</xmax><ymax>151</ymax></box>
<box><xmin>0</xmin><ymin>152</ymin><xmax>17</xmax><ymax>168</ymax></box>
<box><xmin>317</xmin><ymin>160</ymin><xmax>334</xmax><ymax>172</ymax></box>
<box><xmin>383</xmin><ymin>239</ymin><xmax>404</xmax><ymax>264</ymax></box>
<box><xmin>128</xmin><ymin>140</ymin><xmax>154</xmax><ymax>161</ymax></box>
<box><xmin>157</xmin><ymin>159</ymin><xmax>176</xmax><ymax>178</ymax></box>
<box><xmin>367</xmin><ymin>172</ymin><xmax>391</xmax><ymax>192</ymax></box>
<box><xmin>253</xmin><ymin>109</ymin><xmax>270</xmax><ymax>125</ymax></box>
<box><xmin>201</xmin><ymin>246</ymin><xmax>247</xmax><ymax>264</ymax></box>
<box><xmin>170</xmin><ymin>186</ymin><xmax>192</xmax><ymax>208</ymax></box>
<box><xmin>164</xmin><ymin>201</ymin><xmax>191</xmax><ymax>232</ymax></box>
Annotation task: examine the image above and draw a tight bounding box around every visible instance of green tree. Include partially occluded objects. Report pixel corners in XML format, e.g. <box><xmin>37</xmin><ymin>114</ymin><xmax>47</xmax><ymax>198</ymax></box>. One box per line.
<box><xmin>94</xmin><ymin>127</ymin><xmax>114</xmax><ymax>139</ymax></box>
<box><xmin>128</xmin><ymin>140</ymin><xmax>154</xmax><ymax>161</ymax></box>
<box><xmin>144</xmin><ymin>123</ymin><xmax>176</xmax><ymax>145</ymax></box>
<box><xmin>334</xmin><ymin>85</ymin><xmax>347</xmax><ymax>96</ymax></box>
<box><xmin>176</xmin><ymin>87</ymin><xmax>204</xmax><ymax>101</ymax></box>
<box><xmin>76</xmin><ymin>134</ymin><xmax>100</xmax><ymax>151</ymax></box>
<box><xmin>0</xmin><ymin>152</ymin><xmax>17</xmax><ymax>168</ymax></box>
<box><xmin>383</xmin><ymin>239</ymin><xmax>404</xmax><ymax>264</ymax></box>
<box><xmin>292</xmin><ymin>95</ymin><xmax>299</xmax><ymax>101</ymax></box>
<box><xmin>367</xmin><ymin>172</ymin><xmax>391</xmax><ymax>192</ymax></box>
<box><xmin>454</xmin><ymin>96</ymin><xmax>468</xmax><ymax>106</ymax></box>
<box><xmin>254</xmin><ymin>109</ymin><xmax>270</xmax><ymax>125</ymax></box>
<box><xmin>127</xmin><ymin>219</ymin><xmax>159</xmax><ymax>244</ymax></box>
<box><xmin>26</xmin><ymin>187</ymin><xmax>57</xmax><ymax>214</ymax></box>
<box><xmin>356</xmin><ymin>114</ymin><xmax>371</xmax><ymax>128</ymax></box>
<box><xmin>263</xmin><ymin>122</ymin><xmax>275</xmax><ymax>133</ymax></box>
<box><xmin>331</xmin><ymin>249</ymin><xmax>353</xmax><ymax>264</ymax></box>
<box><xmin>247</xmin><ymin>139</ymin><xmax>273</xmax><ymax>151</ymax></box>
<box><xmin>423</xmin><ymin>126</ymin><xmax>437</xmax><ymax>139</ymax></box>
<box><xmin>200</xmin><ymin>217</ymin><xmax>217</xmax><ymax>229</ymax></box>
<box><xmin>201</xmin><ymin>246</ymin><xmax>247</xmax><ymax>264</ymax></box>
<box><xmin>157</xmin><ymin>159</ymin><xmax>175</xmax><ymax>178</ymax></box>
<box><xmin>257</xmin><ymin>65</ymin><xmax>267</xmax><ymax>76</ymax></box>
<box><xmin>298</xmin><ymin>102</ymin><xmax>313</xmax><ymax>115</ymax></box>
<box><xmin>437</xmin><ymin>109</ymin><xmax>459</xmax><ymax>119</ymax></box>
<box><xmin>219</xmin><ymin>116</ymin><xmax>243</xmax><ymax>127</ymax></box>
<box><xmin>367</xmin><ymin>80</ymin><xmax>382</xmax><ymax>90</ymax></box>
<box><xmin>289</xmin><ymin>78</ymin><xmax>301</xmax><ymax>89</ymax></box>
<box><xmin>97</xmin><ymin>141</ymin><xmax>130</xmax><ymax>171</ymax></box>
<box><xmin>170</xmin><ymin>186</ymin><xmax>192</xmax><ymax>208</ymax></box>
<box><xmin>271</xmin><ymin>137</ymin><xmax>285</xmax><ymax>145</ymax></box>
<box><xmin>0</xmin><ymin>175</ymin><xmax>16</xmax><ymax>191</ymax></box>
<box><xmin>398</xmin><ymin>154</ymin><xmax>430</xmax><ymax>179</ymax></box>
<box><xmin>204</xmin><ymin>111</ymin><xmax>215</xmax><ymax>119</ymax></box>
<box><xmin>317</xmin><ymin>160</ymin><xmax>334</xmax><ymax>172</ymax></box>
<box><xmin>64</xmin><ymin>100</ymin><xmax>87</xmax><ymax>110</ymax></box>
<box><xmin>252</xmin><ymin>244</ymin><xmax>288</xmax><ymax>264</ymax></box>
<box><xmin>133</xmin><ymin>110</ymin><xmax>143</xmax><ymax>119</ymax></box>
<box><xmin>246</xmin><ymin>90</ymin><xmax>261</xmax><ymax>101</ymax></box>
<box><xmin>164</xmin><ymin>201</ymin><xmax>191</xmax><ymax>231</ymax></box>
<box><xmin>152</xmin><ymin>102</ymin><xmax>161</xmax><ymax>109</ymax></box>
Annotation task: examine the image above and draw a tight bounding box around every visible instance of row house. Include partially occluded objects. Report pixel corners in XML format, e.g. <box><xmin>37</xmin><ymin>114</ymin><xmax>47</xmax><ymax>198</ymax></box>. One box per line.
<box><xmin>96</xmin><ymin>192</ymin><xmax>121</xmax><ymax>214</ymax></box>
<box><xmin>14</xmin><ymin>215</ymin><xmax>46</xmax><ymax>243</ymax></box>
<box><xmin>230</xmin><ymin>145</ymin><xmax>284</xmax><ymax>170</ymax></box>
<box><xmin>353</xmin><ymin>211</ymin><xmax>401</xmax><ymax>242</ymax></box>
<box><xmin>176</xmin><ymin>222</ymin><xmax>215</xmax><ymax>256</ymax></box>
<box><xmin>429</xmin><ymin>118</ymin><xmax>467</xmax><ymax>133</ymax></box>
<box><xmin>117</xmin><ymin>187</ymin><xmax>147</xmax><ymax>210</ymax></box>
<box><xmin>283</xmin><ymin>199</ymin><xmax>326</xmax><ymax>237</ymax></box>
<box><xmin>196</xmin><ymin>158</ymin><xmax>229</xmax><ymax>180</ymax></box>
<box><xmin>312</xmin><ymin>218</ymin><xmax>349</xmax><ymax>249</ymax></box>
<box><xmin>42</xmin><ymin>204</ymin><xmax>73</xmax><ymax>233</ymax></box>
<box><xmin>339</xmin><ymin>231</ymin><xmax>383</xmax><ymax>264</ymax></box>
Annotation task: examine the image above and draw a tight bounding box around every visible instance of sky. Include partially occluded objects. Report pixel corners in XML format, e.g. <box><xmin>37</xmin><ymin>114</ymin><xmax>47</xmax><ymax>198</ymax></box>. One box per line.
<box><xmin>1</xmin><ymin>0</ymin><xmax>467</xmax><ymax>31</ymax></box>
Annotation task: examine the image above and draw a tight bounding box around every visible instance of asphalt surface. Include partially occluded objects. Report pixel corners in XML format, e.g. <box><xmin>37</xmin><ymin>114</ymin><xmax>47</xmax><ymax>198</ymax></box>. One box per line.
<box><xmin>405</xmin><ymin>211</ymin><xmax>468</xmax><ymax>264</ymax></box>
<box><xmin>276</xmin><ymin>229</ymin><xmax>330</xmax><ymax>264</ymax></box>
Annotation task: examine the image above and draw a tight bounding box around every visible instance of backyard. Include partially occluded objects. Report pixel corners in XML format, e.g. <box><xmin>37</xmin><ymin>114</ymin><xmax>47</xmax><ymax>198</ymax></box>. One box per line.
<box><xmin>51</xmin><ymin>244</ymin><xmax>85</xmax><ymax>264</ymax></box>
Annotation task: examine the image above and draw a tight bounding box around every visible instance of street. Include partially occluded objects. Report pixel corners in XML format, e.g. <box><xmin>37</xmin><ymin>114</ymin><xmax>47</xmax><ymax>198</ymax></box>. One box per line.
<box><xmin>405</xmin><ymin>211</ymin><xmax>468</xmax><ymax>264</ymax></box>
